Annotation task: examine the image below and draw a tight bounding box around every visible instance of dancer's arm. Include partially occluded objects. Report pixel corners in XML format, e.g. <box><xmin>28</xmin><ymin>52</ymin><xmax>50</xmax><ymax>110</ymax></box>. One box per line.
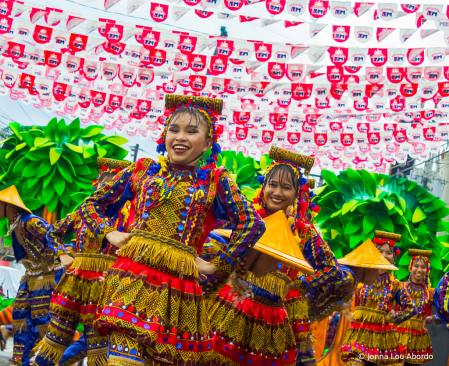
<box><xmin>24</xmin><ymin>216</ymin><xmax>54</xmax><ymax>265</ymax></box>
<box><xmin>390</xmin><ymin>280</ymin><xmax>417</xmax><ymax>325</ymax></box>
<box><xmin>80</xmin><ymin>161</ymin><xmax>139</xmax><ymax>244</ymax></box>
<box><xmin>210</xmin><ymin>169</ymin><xmax>265</xmax><ymax>273</ymax></box>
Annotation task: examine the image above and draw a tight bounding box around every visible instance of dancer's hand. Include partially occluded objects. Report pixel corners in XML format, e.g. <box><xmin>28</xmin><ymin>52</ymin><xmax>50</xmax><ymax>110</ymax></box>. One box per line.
<box><xmin>106</xmin><ymin>231</ymin><xmax>132</xmax><ymax>249</ymax></box>
<box><xmin>98</xmin><ymin>271</ymin><xmax>108</xmax><ymax>283</ymax></box>
<box><xmin>342</xmin><ymin>308</ymin><xmax>353</xmax><ymax>322</ymax></box>
<box><xmin>195</xmin><ymin>257</ymin><xmax>217</xmax><ymax>275</ymax></box>
<box><xmin>60</xmin><ymin>254</ymin><xmax>74</xmax><ymax>269</ymax></box>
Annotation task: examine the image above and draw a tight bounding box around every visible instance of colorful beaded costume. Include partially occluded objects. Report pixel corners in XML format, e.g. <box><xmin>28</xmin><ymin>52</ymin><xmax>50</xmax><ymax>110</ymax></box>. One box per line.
<box><xmin>395</xmin><ymin>249</ymin><xmax>437</xmax><ymax>364</ymax></box>
<box><xmin>81</xmin><ymin>95</ymin><xmax>265</xmax><ymax>366</ymax></box>
<box><xmin>208</xmin><ymin>147</ymin><xmax>355</xmax><ymax>366</ymax></box>
<box><xmin>34</xmin><ymin>158</ymin><xmax>132</xmax><ymax>366</ymax></box>
<box><xmin>0</xmin><ymin>186</ymin><xmax>57</xmax><ymax>366</ymax></box>
<box><xmin>341</xmin><ymin>231</ymin><xmax>417</xmax><ymax>366</ymax></box>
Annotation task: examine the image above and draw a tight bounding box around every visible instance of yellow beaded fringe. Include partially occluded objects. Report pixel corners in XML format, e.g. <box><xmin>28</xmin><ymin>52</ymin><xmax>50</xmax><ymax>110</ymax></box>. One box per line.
<box><xmin>71</xmin><ymin>253</ymin><xmax>117</xmax><ymax>272</ymax></box>
<box><xmin>118</xmin><ymin>231</ymin><xmax>198</xmax><ymax>279</ymax></box>
<box><xmin>246</xmin><ymin>271</ymin><xmax>291</xmax><ymax>297</ymax></box>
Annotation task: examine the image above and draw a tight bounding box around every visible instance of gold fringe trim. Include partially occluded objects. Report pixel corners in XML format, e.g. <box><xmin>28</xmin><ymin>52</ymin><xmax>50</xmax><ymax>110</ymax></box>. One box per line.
<box><xmin>246</xmin><ymin>271</ymin><xmax>291</xmax><ymax>297</ymax></box>
<box><xmin>33</xmin><ymin>337</ymin><xmax>65</xmax><ymax>364</ymax></box>
<box><xmin>12</xmin><ymin>319</ymin><xmax>27</xmax><ymax>334</ymax></box>
<box><xmin>36</xmin><ymin>323</ymin><xmax>48</xmax><ymax>338</ymax></box>
<box><xmin>72</xmin><ymin>253</ymin><xmax>117</xmax><ymax>272</ymax></box>
<box><xmin>210</xmin><ymin>349</ymin><xmax>296</xmax><ymax>366</ymax></box>
<box><xmin>353</xmin><ymin>306</ymin><xmax>387</xmax><ymax>324</ymax></box>
<box><xmin>108</xmin><ymin>355</ymin><xmax>145</xmax><ymax>366</ymax></box>
<box><xmin>118</xmin><ymin>231</ymin><xmax>198</xmax><ymax>279</ymax></box>
<box><xmin>27</xmin><ymin>274</ymin><xmax>56</xmax><ymax>291</ymax></box>
<box><xmin>87</xmin><ymin>352</ymin><xmax>108</xmax><ymax>366</ymax></box>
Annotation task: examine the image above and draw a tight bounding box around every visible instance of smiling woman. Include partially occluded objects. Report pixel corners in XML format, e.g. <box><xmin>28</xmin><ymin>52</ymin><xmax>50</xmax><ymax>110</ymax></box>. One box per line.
<box><xmin>164</xmin><ymin>108</ymin><xmax>213</xmax><ymax>166</ymax></box>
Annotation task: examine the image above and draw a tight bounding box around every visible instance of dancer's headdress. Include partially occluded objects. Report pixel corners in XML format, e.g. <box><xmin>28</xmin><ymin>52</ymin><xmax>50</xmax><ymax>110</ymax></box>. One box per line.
<box><xmin>408</xmin><ymin>249</ymin><xmax>432</xmax><ymax>290</ymax></box>
<box><xmin>0</xmin><ymin>185</ymin><xmax>31</xmax><ymax>213</ymax></box>
<box><xmin>373</xmin><ymin>230</ymin><xmax>401</xmax><ymax>257</ymax></box>
<box><xmin>156</xmin><ymin>95</ymin><xmax>224</xmax><ymax>164</ymax></box>
<box><xmin>253</xmin><ymin>146</ymin><xmax>318</xmax><ymax>235</ymax></box>
<box><xmin>92</xmin><ymin>157</ymin><xmax>132</xmax><ymax>186</ymax></box>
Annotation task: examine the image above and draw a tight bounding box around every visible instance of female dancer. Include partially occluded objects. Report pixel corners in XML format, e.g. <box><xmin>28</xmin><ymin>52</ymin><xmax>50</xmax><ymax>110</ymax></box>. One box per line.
<box><xmin>209</xmin><ymin>146</ymin><xmax>355</xmax><ymax>366</ymax></box>
<box><xmin>34</xmin><ymin>158</ymin><xmax>132</xmax><ymax>366</ymax></box>
<box><xmin>80</xmin><ymin>95</ymin><xmax>265</xmax><ymax>366</ymax></box>
<box><xmin>341</xmin><ymin>231</ymin><xmax>417</xmax><ymax>366</ymax></box>
<box><xmin>395</xmin><ymin>249</ymin><xmax>437</xmax><ymax>365</ymax></box>
<box><xmin>434</xmin><ymin>271</ymin><xmax>448</xmax><ymax>330</ymax></box>
<box><xmin>0</xmin><ymin>186</ymin><xmax>57</xmax><ymax>366</ymax></box>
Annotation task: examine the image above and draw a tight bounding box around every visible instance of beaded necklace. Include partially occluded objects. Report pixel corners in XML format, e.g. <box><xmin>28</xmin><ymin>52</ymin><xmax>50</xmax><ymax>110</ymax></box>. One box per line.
<box><xmin>360</xmin><ymin>273</ymin><xmax>393</xmax><ymax>312</ymax></box>
<box><xmin>407</xmin><ymin>282</ymin><xmax>429</xmax><ymax>317</ymax></box>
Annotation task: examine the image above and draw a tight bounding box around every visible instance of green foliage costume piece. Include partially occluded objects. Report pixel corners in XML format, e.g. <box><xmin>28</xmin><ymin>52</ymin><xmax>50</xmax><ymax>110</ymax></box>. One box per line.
<box><xmin>314</xmin><ymin>168</ymin><xmax>449</xmax><ymax>287</ymax></box>
<box><xmin>0</xmin><ymin>118</ymin><xmax>128</xmax><ymax>219</ymax></box>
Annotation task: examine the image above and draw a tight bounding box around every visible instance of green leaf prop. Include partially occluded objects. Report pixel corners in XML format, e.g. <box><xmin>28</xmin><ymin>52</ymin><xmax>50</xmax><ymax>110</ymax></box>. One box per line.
<box><xmin>0</xmin><ymin>119</ymin><xmax>129</xmax><ymax>216</ymax></box>
<box><xmin>315</xmin><ymin>169</ymin><xmax>449</xmax><ymax>287</ymax></box>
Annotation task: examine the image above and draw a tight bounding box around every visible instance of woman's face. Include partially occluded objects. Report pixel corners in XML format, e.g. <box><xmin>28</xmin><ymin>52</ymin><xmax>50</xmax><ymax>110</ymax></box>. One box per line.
<box><xmin>263</xmin><ymin>170</ymin><xmax>297</xmax><ymax>213</ymax></box>
<box><xmin>410</xmin><ymin>258</ymin><xmax>427</xmax><ymax>284</ymax></box>
<box><xmin>377</xmin><ymin>243</ymin><xmax>395</xmax><ymax>264</ymax></box>
<box><xmin>165</xmin><ymin>112</ymin><xmax>212</xmax><ymax>166</ymax></box>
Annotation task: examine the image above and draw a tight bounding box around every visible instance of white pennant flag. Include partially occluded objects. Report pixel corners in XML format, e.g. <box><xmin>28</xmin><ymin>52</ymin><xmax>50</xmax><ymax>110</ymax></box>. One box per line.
<box><xmin>399</xmin><ymin>28</ymin><xmax>417</xmax><ymax>43</ymax></box>
<box><xmin>309</xmin><ymin>23</ymin><xmax>327</xmax><ymax>38</ymax></box>
<box><xmin>172</xmin><ymin>7</ymin><xmax>191</xmax><ymax>21</ymax></box>
<box><xmin>420</xmin><ymin>29</ymin><xmax>440</xmax><ymax>39</ymax></box>
<box><xmin>308</xmin><ymin>45</ymin><xmax>328</xmax><ymax>63</ymax></box>
<box><xmin>127</xmin><ymin>0</ymin><xmax>146</xmax><ymax>14</ymax></box>
<box><xmin>260</xmin><ymin>18</ymin><xmax>282</xmax><ymax>27</ymax></box>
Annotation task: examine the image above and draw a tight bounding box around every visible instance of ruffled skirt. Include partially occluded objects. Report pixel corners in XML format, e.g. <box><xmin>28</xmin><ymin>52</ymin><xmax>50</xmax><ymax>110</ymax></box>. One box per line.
<box><xmin>341</xmin><ymin>306</ymin><xmax>404</xmax><ymax>365</ymax></box>
<box><xmin>50</xmin><ymin>253</ymin><xmax>116</xmax><ymax>326</ymax></box>
<box><xmin>394</xmin><ymin>318</ymin><xmax>433</xmax><ymax>364</ymax></box>
<box><xmin>95</xmin><ymin>231</ymin><xmax>212</xmax><ymax>365</ymax></box>
<box><xmin>208</xmin><ymin>284</ymin><xmax>296</xmax><ymax>366</ymax></box>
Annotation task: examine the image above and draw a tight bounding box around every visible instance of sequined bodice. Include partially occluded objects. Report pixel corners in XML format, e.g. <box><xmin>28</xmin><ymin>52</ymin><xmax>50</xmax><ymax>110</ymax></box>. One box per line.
<box><xmin>129</xmin><ymin>161</ymin><xmax>217</xmax><ymax>249</ymax></box>
<box><xmin>404</xmin><ymin>282</ymin><xmax>434</xmax><ymax>320</ymax></box>
<box><xmin>355</xmin><ymin>273</ymin><xmax>400</xmax><ymax>313</ymax></box>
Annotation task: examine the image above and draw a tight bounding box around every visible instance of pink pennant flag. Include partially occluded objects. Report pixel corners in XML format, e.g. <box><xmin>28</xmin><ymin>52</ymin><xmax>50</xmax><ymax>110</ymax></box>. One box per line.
<box><xmin>353</xmin><ymin>2</ymin><xmax>373</xmax><ymax>17</ymax></box>
<box><xmin>376</xmin><ymin>27</ymin><xmax>395</xmax><ymax>42</ymax></box>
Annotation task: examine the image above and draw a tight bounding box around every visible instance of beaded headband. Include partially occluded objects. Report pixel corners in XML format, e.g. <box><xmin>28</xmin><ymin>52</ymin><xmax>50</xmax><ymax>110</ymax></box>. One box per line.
<box><xmin>307</xmin><ymin>179</ymin><xmax>315</xmax><ymax>189</ymax></box>
<box><xmin>156</xmin><ymin>95</ymin><xmax>224</xmax><ymax>163</ymax></box>
<box><xmin>93</xmin><ymin>158</ymin><xmax>132</xmax><ymax>186</ymax></box>
<box><xmin>373</xmin><ymin>230</ymin><xmax>401</xmax><ymax>256</ymax></box>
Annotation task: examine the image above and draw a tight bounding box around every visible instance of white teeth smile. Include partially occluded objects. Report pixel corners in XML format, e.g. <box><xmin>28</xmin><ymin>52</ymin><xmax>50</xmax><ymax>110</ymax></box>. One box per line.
<box><xmin>173</xmin><ymin>145</ymin><xmax>188</xmax><ymax>150</ymax></box>
<box><xmin>271</xmin><ymin>198</ymin><xmax>283</xmax><ymax>203</ymax></box>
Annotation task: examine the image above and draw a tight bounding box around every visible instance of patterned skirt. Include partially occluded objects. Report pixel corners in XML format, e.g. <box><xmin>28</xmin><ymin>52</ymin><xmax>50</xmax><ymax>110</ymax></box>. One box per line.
<box><xmin>284</xmin><ymin>289</ymin><xmax>316</xmax><ymax>366</ymax></box>
<box><xmin>394</xmin><ymin>318</ymin><xmax>433</xmax><ymax>364</ymax></box>
<box><xmin>50</xmin><ymin>253</ymin><xmax>117</xmax><ymax>326</ymax></box>
<box><xmin>208</xmin><ymin>284</ymin><xmax>297</xmax><ymax>366</ymax></box>
<box><xmin>95</xmin><ymin>231</ymin><xmax>212</xmax><ymax>365</ymax></box>
<box><xmin>341</xmin><ymin>306</ymin><xmax>404</xmax><ymax>365</ymax></box>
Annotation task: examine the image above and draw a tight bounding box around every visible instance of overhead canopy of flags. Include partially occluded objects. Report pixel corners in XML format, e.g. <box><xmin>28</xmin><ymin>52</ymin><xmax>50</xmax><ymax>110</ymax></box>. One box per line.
<box><xmin>0</xmin><ymin>0</ymin><xmax>447</xmax><ymax>172</ymax></box>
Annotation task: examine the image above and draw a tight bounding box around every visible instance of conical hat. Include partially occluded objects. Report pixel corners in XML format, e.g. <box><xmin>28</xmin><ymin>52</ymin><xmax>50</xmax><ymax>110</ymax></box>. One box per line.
<box><xmin>338</xmin><ymin>239</ymin><xmax>398</xmax><ymax>270</ymax></box>
<box><xmin>0</xmin><ymin>186</ymin><xmax>31</xmax><ymax>213</ymax></box>
<box><xmin>214</xmin><ymin>211</ymin><xmax>314</xmax><ymax>275</ymax></box>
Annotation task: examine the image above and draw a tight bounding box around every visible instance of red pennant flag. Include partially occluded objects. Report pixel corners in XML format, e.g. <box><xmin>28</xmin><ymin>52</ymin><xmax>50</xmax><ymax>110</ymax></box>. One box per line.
<box><xmin>0</xmin><ymin>16</ymin><xmax>12</xmax><ymax>34</ymax></box>
<box><xmin>332</xmin><ymin>25</ymin><xmax>350</xmax><ymax>43</ymax></box>
<box><xmin>266</xmin><ymin>0</ymin><xmax>286</xmax><ymax>15</ymax></box>
<box><xmin>309</xmin><ymin>0</ymin><xmax>329</xmax><ymax>19</ymax></box>
<box><xmin>328</xmin><ymin>47</ymin><xmax>348</xmax><ymax>66</ymax></box>
<box><xmin>284</xmin><ymin>20</ymin><xmax>303</xmax><ymax>28</ymax></box>
<box><xmin>195</xmin><ymin>9</ymin><xmax>213</xmax><ymax>18</ymax></box>
<box><xmin>368</xmin><ymin>48</ymin><xmax>388</xmax><ymax>66</ymax></box>
<box><xmin>33</xmin><ymin>25</ymin><xmax>53</xmax><ymax>44</ymax></box>
<box><xmin>104</xmin><ymin>23</ymin><xmax>124</xmax><ymax>44</ymax></box>
<box><xmin>401</xmin><ymin>4</ymin><xmax>420</xmax><ymax>13</ymax></box>
<box><xmin>239</xmin><ymin>15</ymin><xmax>259</xmax><ymax>22</ymax></box>
<box><xmin>353</xmin><ymin>2</ymin><xmax>373</xmax><ymax>17</ymax></box>
<box><xmin>69</xmin><ymin>33</ymin><xmax>88</xmax><ymax>52</ymax></box>
<box><xmin>189</xmin><ymin>54</ymin><xmax>207</xmax><ymax>72</ymax></box>
<box><xmin>224</xmin><ymin>0</ymin><xmax>244</xmax><ymax>11</ymax></box>
<box><xmin>150</xmin><ymin>3</ymin><xmax>169</xmax><ymax>22</ymax></box>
